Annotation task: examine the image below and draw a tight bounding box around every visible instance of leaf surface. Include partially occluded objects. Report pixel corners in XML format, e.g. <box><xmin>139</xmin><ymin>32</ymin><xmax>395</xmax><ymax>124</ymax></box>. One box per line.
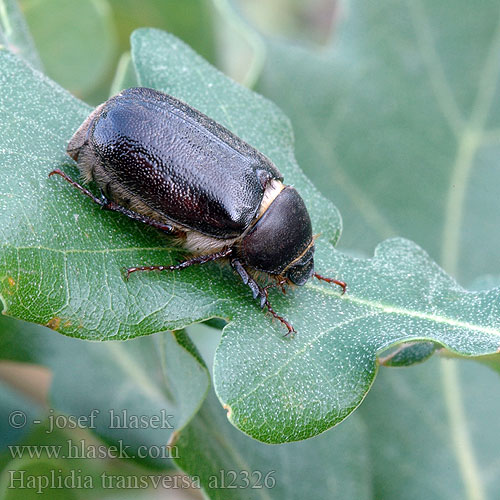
<box><xmin>173</xmin><ymin>389</ymin><xmax>371</xmax><ymax>500</ymax></box>
<box><xmin>176</xmin><ymin>324</ymin><xmax>372</xmax><ymax>500</ymax></box>
<box><xmin>1</xmin><ymin>31</ymin><xmax>500</xmax><ymax>443</ymax></box>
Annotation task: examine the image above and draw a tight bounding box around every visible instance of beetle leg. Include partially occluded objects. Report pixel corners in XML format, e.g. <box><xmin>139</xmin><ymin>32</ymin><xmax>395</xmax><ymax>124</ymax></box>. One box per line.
<box><xmin>231</xmin><ymin>260</ymin><xmax>295</xmax><ymax>336</ymax></box>
<box><xmin>261</xmin><ymin>286</ymin><xmax>295</xmax><ymax>336</ymax></box>
<box><xmin>126</xmin><ymin>248</ymin><xmax>233</xmax><ymax>280</ymax></box>
<box><xmin>49</xmin><ymin>169</ymin><xmax>178</xmax><ymax>235</ymax></box>
<box><xmin>97</xmin><ymin>194</ymin><xmax>179</xmax><ymax>234</ymax></box>
<box><xmin>231</xmin><ymin>259</ymin><xmax>262</xmax><ymax>302</ymax></box>
<box><xmin>314</xmin><ymin>272</ymin><xmax>347</xmax><ymax>294</ymax></box>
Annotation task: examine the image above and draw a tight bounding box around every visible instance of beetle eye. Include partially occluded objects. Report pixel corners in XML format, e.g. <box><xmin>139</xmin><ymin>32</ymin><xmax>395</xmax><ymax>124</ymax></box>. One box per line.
<box><xmin>285</xmin><ymin>245</ymin><xmax>314</xmax><ymax>285</ymax></box>
<box><xmin>287</xmin><ymin>258</ymin><xmax>315</xmax><ymax>286</ymax></box>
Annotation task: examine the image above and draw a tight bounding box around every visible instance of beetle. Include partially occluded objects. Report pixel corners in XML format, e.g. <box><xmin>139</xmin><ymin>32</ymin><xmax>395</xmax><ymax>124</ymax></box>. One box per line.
<box><xmin>50</xmin><ymin>87</ymin><xmax>345</xmax><ymax>334</ymax></box>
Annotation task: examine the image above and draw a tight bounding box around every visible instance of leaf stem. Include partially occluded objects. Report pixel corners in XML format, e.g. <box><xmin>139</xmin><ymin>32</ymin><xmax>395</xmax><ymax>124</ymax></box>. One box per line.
<box><xmin>441</xmin><ymin>128</ymin><xmax>481</xmax><ymax>276</ymax></box>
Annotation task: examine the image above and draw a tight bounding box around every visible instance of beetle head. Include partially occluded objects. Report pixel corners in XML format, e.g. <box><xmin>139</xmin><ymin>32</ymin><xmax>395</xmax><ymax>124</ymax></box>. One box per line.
<box><xmin>284</xmin><ymin>245</ymin><xmax>315</xmax><ymax>285</ymax></box>
<box><xmin>239</xmin><ymin>186</ymin><xmax>315</xmax><ymax>284</ymax></box>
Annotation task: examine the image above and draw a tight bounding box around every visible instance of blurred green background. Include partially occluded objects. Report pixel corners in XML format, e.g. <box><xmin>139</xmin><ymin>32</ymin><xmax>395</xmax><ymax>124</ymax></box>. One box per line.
<box><xmin>2</xmin><ymin>0</ymin><xmax>500</xmax><ymax>498</ymax></box>
<box><xmin>17</xmin><ymin>0</ymin><xmax>338</xmax><ymax>103</ymax></box>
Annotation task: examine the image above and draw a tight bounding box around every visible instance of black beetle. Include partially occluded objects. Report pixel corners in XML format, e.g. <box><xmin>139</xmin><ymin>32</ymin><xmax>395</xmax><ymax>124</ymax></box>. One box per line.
<box><xmin>50</xmin><ymin>87</ymin><xmax>345</xmax><ymax>334</ymax></box>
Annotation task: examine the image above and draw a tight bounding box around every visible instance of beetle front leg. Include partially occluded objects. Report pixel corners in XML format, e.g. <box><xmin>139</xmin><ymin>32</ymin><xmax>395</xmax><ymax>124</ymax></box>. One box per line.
<box><xmin>231</xmin><ymin>259</ymin><xmax>264</xmax><ymax>304</ymax></box>
<box><xmin>49</xmin><ymin>169</ymin><xmax>178</xmax><ymax>235</ymax></box>
<box><xmin>314</xmin><ymin>272</ymin><xmax>347</xmax><ymax>294</ymax></box>
<box><xmin>231</xmin><ymin>260</ymin><xmax>295</xmax><ymax>336</ymax></box>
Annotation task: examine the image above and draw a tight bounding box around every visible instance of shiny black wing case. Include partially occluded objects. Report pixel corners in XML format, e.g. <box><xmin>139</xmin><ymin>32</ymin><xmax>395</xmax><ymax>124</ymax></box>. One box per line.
<box><xmin>68</xmin><ymin>87</ymin><xmax>283</xmax><ymax>238</ymax></box>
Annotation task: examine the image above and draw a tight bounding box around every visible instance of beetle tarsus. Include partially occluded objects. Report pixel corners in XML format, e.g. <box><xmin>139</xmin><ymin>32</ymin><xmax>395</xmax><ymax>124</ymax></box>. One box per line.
<box><xmin>314</xmin><ymin>272</ymin><xmax>347</xmax><ymax>294</ymax></box>
<box><xmin>49</xmin><ymin>169</ymin><xmax>104</xmax><ymax>205</ymax></box>
<box><xmin>49</xmin><ymin>168</ymin><xmax>179</xmax><ymax>235</ymax></box>
<box><xmin>262</xmin><ymin>285</ymin><xmax>295</xmax><ymax>336</ymax></box>
<box><xmin>232</xmin><ymin>261</ymin><xmax>295</xmax><ymax>334</ymax></box>
<box><xmin>262</xmin><ymin>278</ymin><xmax>288</xmax><ymax>308</ymax></box>
<box><xmin>126</xmin><ymin>248</ymin><xmax>233</xmax><ymax>280</ymax></box>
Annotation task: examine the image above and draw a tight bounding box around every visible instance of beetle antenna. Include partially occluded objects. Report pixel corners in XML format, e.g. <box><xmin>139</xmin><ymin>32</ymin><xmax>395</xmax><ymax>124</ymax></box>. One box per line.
<box><xmin>314</xmin><ymin>273</ymin><xmax>347</xmax><ymax>294</ymax></box>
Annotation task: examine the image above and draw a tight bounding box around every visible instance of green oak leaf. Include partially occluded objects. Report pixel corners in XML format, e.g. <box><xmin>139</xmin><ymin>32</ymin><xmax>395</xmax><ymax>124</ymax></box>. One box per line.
<box><xmin>360</xmin><ymin>356</ymin><xmax>500</xmax><ymax>499</ymax></box>
<box><xmin>0</xmin><ymin>314</ymin><xmax>209</xmax><ymax>470</ymax></box>
<box><xmin>254</xmin><ymin>0</ymin><xmax>500</xmax><ymax>284</ymax></box>
<box><xmin>173</xmin><ymin>389</ymin><xmax>371</xmax><ymax>500</ymax></box>
<box><xmin>213</xmin><ymin>237</ymin><xmax>500</xmax><ymax>442</ymax></box>
<box><xmin>175</xmin><ymin>325</ymin><xmax>372</xmax><ymax>500</ymax></box>
<box><xmin>2</xmin><ymin>30</ymin><xmax>500</xmax><ymax>443</ymax></box>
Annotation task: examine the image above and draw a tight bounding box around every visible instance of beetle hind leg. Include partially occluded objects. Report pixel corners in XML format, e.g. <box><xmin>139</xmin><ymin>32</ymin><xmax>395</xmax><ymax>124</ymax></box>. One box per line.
<box><xmin>49</xmin><ymin>169</ymin><xmax>105</xmax><ymax>207</ymax></box>
<box><xmin>231</xmin><ymin>260</ymin><xmax>295</xmax><ymax>336</ymax></box>
<box><xmin>49</xmin><ymin>168</ymin><xmax>178</xmax><ymax>235</ymax></box>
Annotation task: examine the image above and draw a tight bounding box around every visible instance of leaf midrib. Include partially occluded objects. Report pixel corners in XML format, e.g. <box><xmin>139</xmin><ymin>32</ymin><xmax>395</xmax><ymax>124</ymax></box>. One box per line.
<box><xmin>229</xmin><ymin>282</ymin><xmax>500</xmax><ymax>409</ymax></box>
<box><xmin>309</xmin><ymin>283</ymin><xmax>500</xmax><ymax>337</ymax></box>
